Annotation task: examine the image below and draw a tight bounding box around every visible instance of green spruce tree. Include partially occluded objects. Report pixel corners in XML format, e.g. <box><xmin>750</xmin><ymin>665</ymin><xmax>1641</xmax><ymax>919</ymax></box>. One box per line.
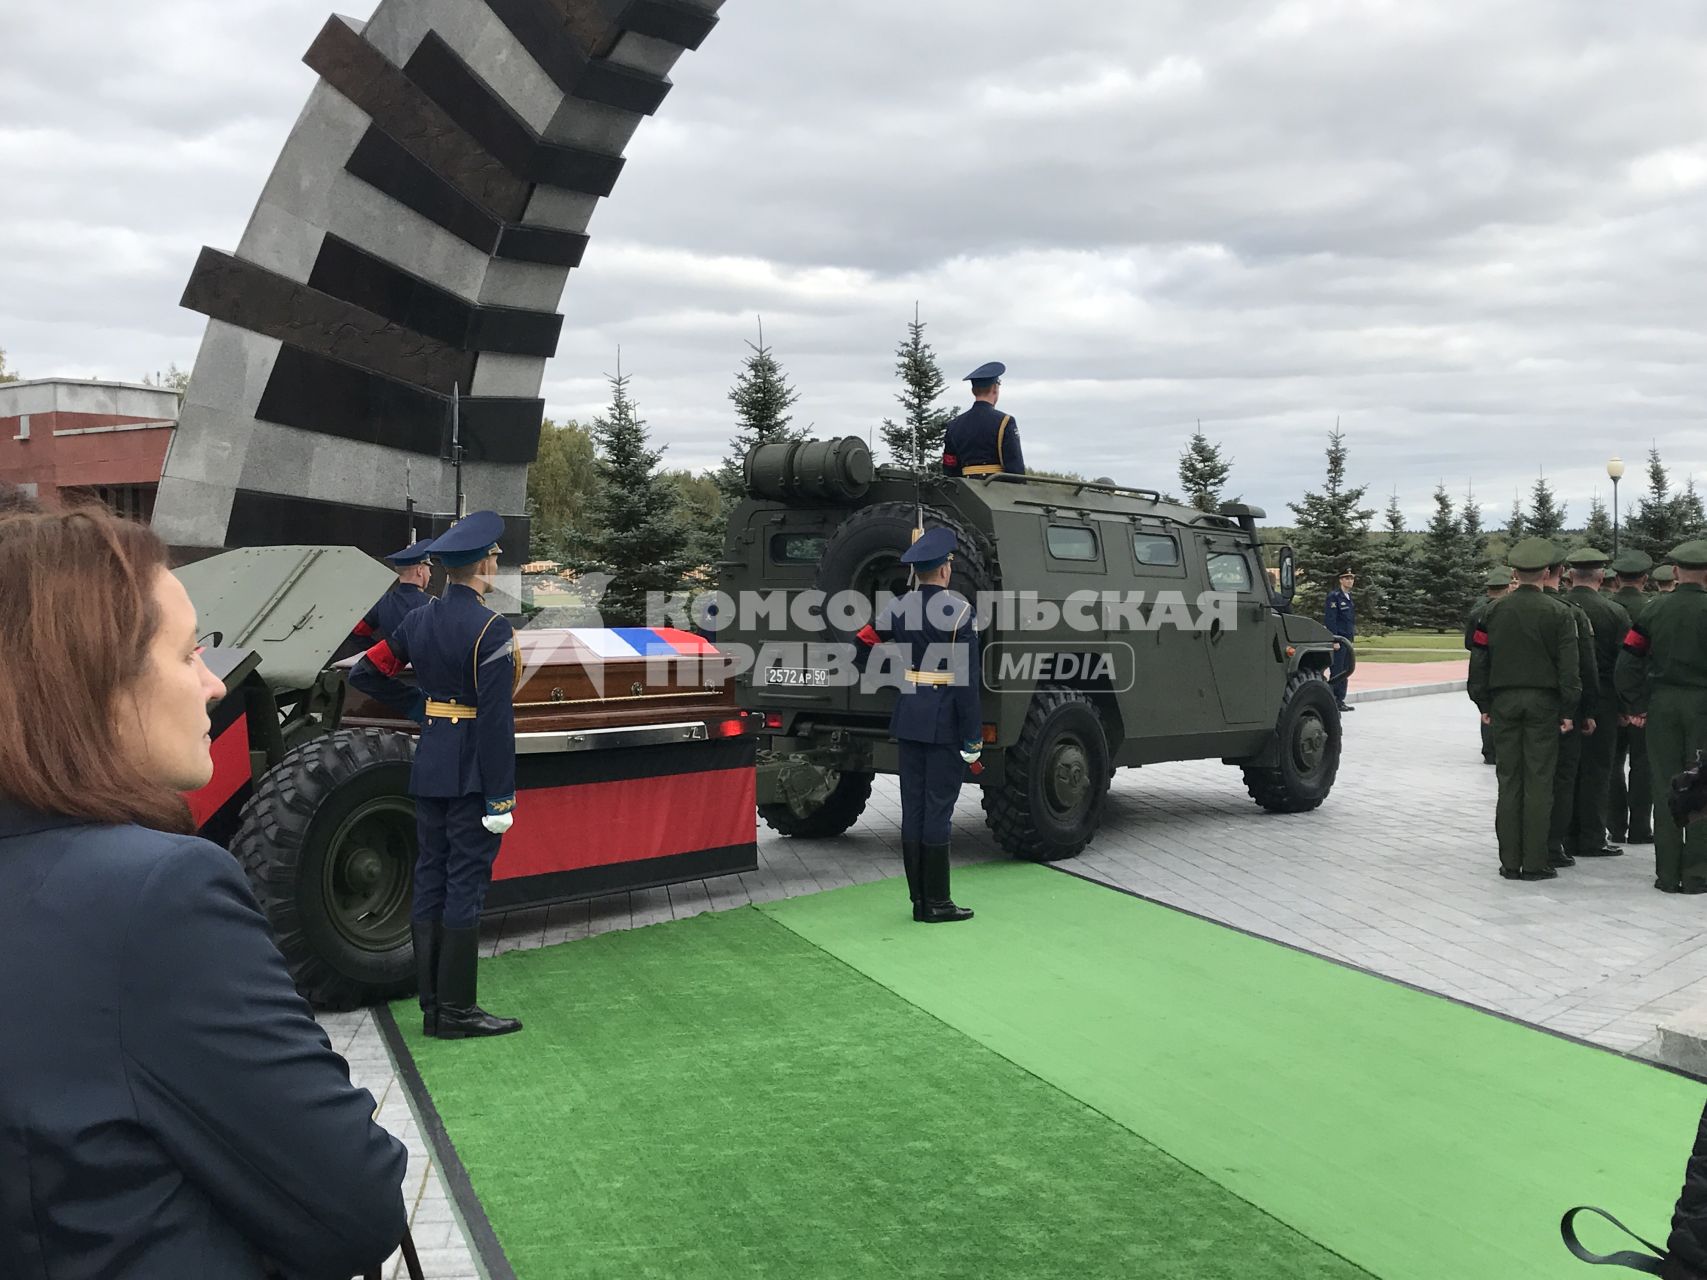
<box><xmin>1582</xmin><ymin>494</ymin><xmax>1615</xmax><ymax>552</ymax></box>
<box><xmin>579</xmin><ymin>365</ymin><xmax>694</xmax><ymax>627</ymax></box>
<box><xmin>1461</xmin><ymin>489</ymin><xmax>1488</xmax><ymax>570</ymax></box>
<box><xmin>1414</xmin><ymin>484</ymin><xmax>1476</xmax><ymax>629</ymax></box>
<box><xmin>1370</xmin><ymin>491</ymin><xmax>1420</xmax><ymax>628</ymax></box>
<box><xmin>1177</xmin><ymin>424</ymin><xmax>1232</xmax><ymax>513</ymax></box>
<box><xmin>1506</xmin><ymin>493</ymin><xmax>1527</xmax><ymax>542</ymax></box>
<box><xmin>879</xmin><ymin>304</ymin><xmax>952</xmax><ymax>471</ymax></box>
<box><xmin>0</xmin><ymin>349</ymin><xmax>18</xmax><ymax>384</ymax></box>
<box><xmin>1286</xmin><ymin>426</ymin><xmax>1374</xmax><ymax>618</ymax></box>
<box><xmin>1527</xmin><ymin>471</ymin><xmax>1567</xmax><ymax>543</ymax></box>
<box><xmin>1627</xmin><ymin>446</ymin><xmax>1679</xmax><ymax>562</ymax></box>
<box><xmin>716</xmin><ymin>319</ymin><xmax>803</xmax><ymax>507</ymax></box>
<box><xmin>1671</xmin><ymin>476</ymin><xmax>1706</xmax><ymax>540</ymax></box>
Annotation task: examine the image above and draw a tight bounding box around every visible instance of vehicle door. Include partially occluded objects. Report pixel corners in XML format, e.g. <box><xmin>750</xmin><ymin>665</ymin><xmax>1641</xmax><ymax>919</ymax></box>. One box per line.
<box><xmin>1195</xmin><ymin>533</ymin><xmax>1279</xmax><ymax>725</ymax></box>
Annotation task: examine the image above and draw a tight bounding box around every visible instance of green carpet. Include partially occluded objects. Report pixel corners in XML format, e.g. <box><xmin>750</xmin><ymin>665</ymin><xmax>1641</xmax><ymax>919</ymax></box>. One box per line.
<box><xmin>398</xmin><ymin>906</ymin><xmax>1374</xmax><ymax>1278</ymax></box>
<box><xmin>762</xmin><ymin>862</ymin><xmax>1707</xmax><ymax>1280</ymax></box>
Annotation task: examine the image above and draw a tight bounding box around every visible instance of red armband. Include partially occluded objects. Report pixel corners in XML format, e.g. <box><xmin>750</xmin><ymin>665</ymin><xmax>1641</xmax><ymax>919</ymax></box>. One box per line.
<box><xmin>855</xmin><ymin>624</ymin><xmax>882</xmax><ymax>648</ymax></box>
<box><xmin>942</xmin><ymin>454</ymin><xmax>957</xmax><ymax>467</ymax></box>
<box><xmin>365</xmin><ymin>640</ymin><xmax>404</xmax><ymax>677</ymax></box>
<box><xmin>352</xmin><ymin>619</ymin><xmax>375</xmax><ymax>638</ymax></box>
<box><xmin>1623</xmin><ymin>629</ymin><xmax>1651</xmax><ymax>656</ymax></box>
<box><xmin>1471</xmin><ymin>628</ymin><xmax>1488</xmax><ymax>648</ymax></box>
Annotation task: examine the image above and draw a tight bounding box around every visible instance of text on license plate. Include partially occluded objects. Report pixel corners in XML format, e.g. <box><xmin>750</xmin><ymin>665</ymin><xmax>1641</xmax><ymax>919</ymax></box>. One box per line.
<box><xmin>764</xmin><ymin>668</ymin><xmax>830</xmax><ymax>687</ymax></box>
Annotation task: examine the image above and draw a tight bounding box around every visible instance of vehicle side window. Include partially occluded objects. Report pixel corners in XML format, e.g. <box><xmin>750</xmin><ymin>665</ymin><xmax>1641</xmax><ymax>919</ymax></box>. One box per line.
<box><xmin>771</xmin><ymin>534</ymin><xmax>828</xmax><ymax>564</ymax></box>
<box><xmin>1132</xmin><ymin>533</ymin><xmax>1181</xmax><ymax>567</ymax></box>
<box><xmin>1206</xmin><ymin>551</ymin><xmax>1253</xmax><ymax>593</ymax></box>
<box><xmin>1047</xmin><ymin>525</ymin><xmax>1098</xmax><ymax>562</ymax></box>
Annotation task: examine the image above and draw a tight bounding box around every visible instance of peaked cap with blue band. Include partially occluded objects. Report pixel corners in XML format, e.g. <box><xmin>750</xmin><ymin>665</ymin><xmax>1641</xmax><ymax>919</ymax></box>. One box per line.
<box><xmin>428</xmin><ymin>510</ymin><xmax>506</xmax><ymax>568</ymax></box>
<box><xmin>384</xmin><ymin>537</ymin><xmax>437</xmax><ymax>567</ymax></box>
<box><xmin>963</xmin><ymin>361</ymin><xmax>1005</xmax><ymax>385</ymax></box>
<box><xmin>900</xmin><ymin>526</ymin><xmax>957</xmax><ymax>571</ymax></box>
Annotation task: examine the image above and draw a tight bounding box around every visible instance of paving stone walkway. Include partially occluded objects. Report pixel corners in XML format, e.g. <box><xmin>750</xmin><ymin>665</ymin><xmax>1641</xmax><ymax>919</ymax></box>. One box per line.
<box><xmin>325</xmin><ymin>689</ymin><xmax>1707</xmax><ymax>1276</ymax></box>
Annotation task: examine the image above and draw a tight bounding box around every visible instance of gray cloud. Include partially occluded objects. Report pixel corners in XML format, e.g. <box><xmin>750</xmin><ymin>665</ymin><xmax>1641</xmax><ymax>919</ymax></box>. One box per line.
<box><xmin>5</xmin><ymin>0</ymin><xmax>1707</xmax><ymax>523</ymax></box>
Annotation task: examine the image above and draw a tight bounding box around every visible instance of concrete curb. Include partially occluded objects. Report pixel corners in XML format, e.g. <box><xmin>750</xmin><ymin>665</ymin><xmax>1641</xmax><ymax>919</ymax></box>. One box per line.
<box><xmin>1346</xmin><ymin>679</ymin><xmax>1466</xmax><ymax>704</ymax></box>
<box><xmin>1655</xmin><ymin>1005</ymin><xmax>1707</xmax><ymax>1078</ymax></box>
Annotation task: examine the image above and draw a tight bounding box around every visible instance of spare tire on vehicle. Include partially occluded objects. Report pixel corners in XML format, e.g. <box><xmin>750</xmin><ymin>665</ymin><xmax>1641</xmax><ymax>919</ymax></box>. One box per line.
<box><xmin>814</xmin><ymin>501</ymin><xmax>995</xmax><ymax>644</ymax></box>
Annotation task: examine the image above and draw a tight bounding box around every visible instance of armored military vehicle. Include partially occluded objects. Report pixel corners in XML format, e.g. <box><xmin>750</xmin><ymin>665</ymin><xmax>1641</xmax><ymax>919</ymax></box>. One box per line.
<box><xmin>719</xmin><ymin>437</ymin><xmax>1348</xmax><ymax>861</ymax></box>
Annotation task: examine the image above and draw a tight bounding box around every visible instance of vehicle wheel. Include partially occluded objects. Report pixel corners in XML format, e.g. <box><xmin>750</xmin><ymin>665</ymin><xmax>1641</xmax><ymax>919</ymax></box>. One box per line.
<box><xmin>1242</xmin><ymin>671</ymin><xmax>1341</xmax><ymax>813</ymax></box>
<box><xmin>983</xmin><ymin>687</ymin><xmax>1111</xmax><ymax>861</ymax></box>
<box><xmin>232</xmin><ymin>728</ymin><xmax>418</xmax><ymax>1010</ymax></box>
<box><xmin>759</xmin><ymin>769</ymin><xmax>875</xmax><ymax>838</ymax></box>
<box><xmin>814</xmin><ymin>501</ymin><xmax>995</xmax><ymax>642</ymax></box>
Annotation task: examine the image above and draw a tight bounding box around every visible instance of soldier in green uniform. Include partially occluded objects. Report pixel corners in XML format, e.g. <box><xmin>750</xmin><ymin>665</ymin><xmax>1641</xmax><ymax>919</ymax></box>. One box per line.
<box><xmin>1469</xmin><ymin>537</ymin><xmax>1581</xmax><ymax>881</ymax></box>
<box><xmin>1654</xmin><ymin>564</ymin><xmax>1677</xmax><ymax>592</ymax></box>
<box><xmin>1615</xmin><ymin>541</ymin><xmax>1707</xmax><ymax>894</ymax></box>
<box><xmin>1564</xmin><ymin>547</ymin><xmax>1631</xmax><ymax>859</ymax></box>
<box><xmin>1464</xmin><ymin>566</ymin><xmax>1512</xmax><ymax>765</ymax></box>
<box><xmin>1543</xmin><ymin>546</ymin><xmax>1599</xmax><ymax>867</ymax></box>
<box><xmin>1608</xmin><ymin>549</ymin><xmax>1654</xmax><ymax>843</ymax></box>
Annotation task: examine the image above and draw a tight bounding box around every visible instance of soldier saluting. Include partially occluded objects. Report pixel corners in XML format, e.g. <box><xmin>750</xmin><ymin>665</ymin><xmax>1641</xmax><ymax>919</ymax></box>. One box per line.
<box><xmin>855</xmin><ymin>527</ymin><xmax>979</xmax><ymax>922</ymax></box>
<box><xmin>1469</xmin><ymin>537</ymin><xmax>1581</xmax><ymax>881</ymax></box>
<box><xmin>942</xmin><ymin>362</ymin><xmax>1025</xmax><ymax>477</ymax></box>
<box><xmin>350</xmin><ymin>511</ymin><xmax>523</xmax><ymax>1038</ymax></box>
<box><xmin>1615</xmin><ymin>540</ymin><xmax>1707</xmax><ymax>894</ymax></box>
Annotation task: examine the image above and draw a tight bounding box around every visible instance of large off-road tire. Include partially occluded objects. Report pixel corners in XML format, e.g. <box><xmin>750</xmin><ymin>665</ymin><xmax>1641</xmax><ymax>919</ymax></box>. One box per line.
<box><xmin>983</xmin><ymin>687</ymin><xmax>1112</xmax><ymax>861</ymax></box>
<box><xmin>1241</xmin><ymin>671</ymin><xmax>1341</xmax><ymax>813</ymax></box>
<box><xmin>233</xmin><ymin>728</ymin><xmax>418</xmax><ymax>1010</ymax></box>
<box><xmin>814</xmin><ymin>501</ymin><xmax>995</xmax><ymax>641</ymax></box>
<box><xmin>759</xmin><ymin>769</ymin><xmax>875</xmax><ymax>838</ymax></box>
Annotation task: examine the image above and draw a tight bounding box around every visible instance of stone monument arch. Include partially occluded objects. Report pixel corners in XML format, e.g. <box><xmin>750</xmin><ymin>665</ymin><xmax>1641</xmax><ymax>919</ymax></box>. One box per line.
<box><xmin>153</xmin><ymin>0</ymin><xmax>725</xmax><ymax>579</ymax></box>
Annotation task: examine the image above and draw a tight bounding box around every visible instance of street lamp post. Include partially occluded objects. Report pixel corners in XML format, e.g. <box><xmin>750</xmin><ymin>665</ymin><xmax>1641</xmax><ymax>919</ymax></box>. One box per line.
<box><xmin>1608</xmin><ymin>456</ymin><xmax>1626</xmax><ymax>555</ymax></box>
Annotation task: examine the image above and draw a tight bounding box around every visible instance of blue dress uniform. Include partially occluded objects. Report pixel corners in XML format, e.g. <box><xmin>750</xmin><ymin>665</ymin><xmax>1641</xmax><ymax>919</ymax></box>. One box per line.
<box><xmin>349</xmin><ymin>511</ymin><xmax>523</xmax><ymax>1039</ymax></box>
<box><xmin>334</xmin><ymin>536</ymin><xmax>435</xmax><ymax>662</ymax></box>
<box><xmin>1324</xmin><ymin>573</ymin><xmax>1357</xmax><ymax>709</ymax></box>
<box><xmin>942</xmin><ymin>361</ymin><xmax>1026</xmax><ymax>477</ymax></box>
<box><xmin>856</xmin><ymin>527</ymin><xmax>979</xmax><ymax>922</ymax></box>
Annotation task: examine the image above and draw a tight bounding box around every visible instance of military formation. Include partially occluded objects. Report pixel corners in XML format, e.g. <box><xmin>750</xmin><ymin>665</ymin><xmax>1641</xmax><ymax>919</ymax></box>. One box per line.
<box><xmin>1468</xmin><ymin>537</ymin><xmax>1707</xmax><ymax>892</ymax></box>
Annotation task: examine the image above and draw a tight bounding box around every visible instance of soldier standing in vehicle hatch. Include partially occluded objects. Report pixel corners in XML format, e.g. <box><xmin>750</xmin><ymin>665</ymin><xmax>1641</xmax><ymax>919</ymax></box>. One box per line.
<box><xmin>854</xmin><ymin>527</ymin><xmax>978</xmax><ymax>923</ymax></box>
<box><xmin>942</xmin><ymin>362</ymin><xmax>1025</xmax><ymax>477</ymax></box>
<box><xmin>349</xmin><ymin>510</ymin><xmax>524</xmax><ymax>1040</ymax></box>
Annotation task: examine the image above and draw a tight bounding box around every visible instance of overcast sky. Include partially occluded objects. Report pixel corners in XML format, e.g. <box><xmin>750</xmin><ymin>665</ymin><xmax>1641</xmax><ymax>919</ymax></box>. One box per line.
<box><xmin>5</xmin><ymin>0</ymin><xmax>1707</xmax><ymax>523</ymax></box>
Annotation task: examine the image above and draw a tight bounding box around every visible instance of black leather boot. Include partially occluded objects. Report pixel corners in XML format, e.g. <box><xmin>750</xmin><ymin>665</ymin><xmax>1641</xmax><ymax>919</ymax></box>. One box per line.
<box><xmin>901</xmin><ymin>841</ymin><xmax>925</xmax><ymax>921</ymax></box>
<box><xmin>412</xmin><ymin>921</ymin><xmax>442</xmax><ymax>1037</ymax></box>
<box><xmin>918</xmin><ymin>843</ymin><xmax>973</xmax><ymax>923</ymax></box>
<box><xmin>435</xmin><ymin>926</ymin><xmax>522</xmax><ymax>1040</ymax></box>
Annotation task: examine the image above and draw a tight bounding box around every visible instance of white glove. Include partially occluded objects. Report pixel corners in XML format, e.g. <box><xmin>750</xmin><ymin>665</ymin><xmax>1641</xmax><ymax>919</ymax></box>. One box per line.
<box><xmin>482</xmin><ymin>813</ymin><xmax>514</xmax><ymax>835</ymax></box>
<box><xmin>959</xmin><ymin>746</ymin><xmax>982</xmax><ymax>765</ymax></box>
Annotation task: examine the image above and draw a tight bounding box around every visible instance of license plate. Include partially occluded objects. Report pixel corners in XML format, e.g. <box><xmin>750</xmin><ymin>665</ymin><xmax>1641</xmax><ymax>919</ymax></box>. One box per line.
<box><xmin>764</xmin><ymin>667</ymin><xmax>830</xmax><ymax>687</ymax></box>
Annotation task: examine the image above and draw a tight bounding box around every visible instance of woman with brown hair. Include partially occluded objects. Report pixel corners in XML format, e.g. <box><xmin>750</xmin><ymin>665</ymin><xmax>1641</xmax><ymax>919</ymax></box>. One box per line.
<box><xmin>0</xmin><ymin>505</ymin><xmax>408</xmax><ymax>1278</ymax></box>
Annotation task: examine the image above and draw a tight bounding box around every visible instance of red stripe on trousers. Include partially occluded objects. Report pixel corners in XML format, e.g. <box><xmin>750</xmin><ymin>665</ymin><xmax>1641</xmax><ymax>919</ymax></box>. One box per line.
<box><xmin>494</xmin><ymin>767</ymin><xmax>756</xmax><ymax>880</ymax></box>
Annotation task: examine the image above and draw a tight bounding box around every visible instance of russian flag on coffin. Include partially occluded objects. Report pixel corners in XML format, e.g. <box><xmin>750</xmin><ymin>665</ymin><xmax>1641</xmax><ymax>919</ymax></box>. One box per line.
<box><xmin>563</xmin><ymin>627</ymin><xmax>717</xmax><ymax>658</ymax></box>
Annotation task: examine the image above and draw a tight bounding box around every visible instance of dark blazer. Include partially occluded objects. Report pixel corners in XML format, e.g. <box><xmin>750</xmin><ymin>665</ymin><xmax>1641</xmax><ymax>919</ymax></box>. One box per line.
<box><xmin>0</xmin><ymin>802</ymin><xmax>407</xmax><ymax>1279</ymax></box>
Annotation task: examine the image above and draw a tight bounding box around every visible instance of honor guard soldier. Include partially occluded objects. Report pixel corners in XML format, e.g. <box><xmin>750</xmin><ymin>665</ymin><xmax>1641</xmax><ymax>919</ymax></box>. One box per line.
<box><xmin>1615</xmin><ymin>540</ymin><xmax>1707</xmax><ymax>894</ymax></box>
<box><xmin>855</xmin><ymin>527</ymin><xmax>979</xmax><ymax>922</ymax></box>
<box><xmin>335</xmin><ymin>536</ymin><xmax>436</xmax><ymax>660</ymax></box>
<box><xmin>1543</xmin><ymin>546</ymin><xmax>1600</xmax><ymax>867</ymax></box>
<box><xmin>942</xmin><ymin>362</ymin><xmax>1025</xmax><ymax>477</ymax></box>
<box><xmin>1465</xmin><ymin>566</ymin><xmax>1513</xmax><ymax>765</ymax></box>
<box><xmin>350</xmin><ymin>511</ymin><xmax>524</xmax><ymax>1037</ymax></box>
<box><xmin>1324</xmin><ymin>570</ymin><xmax>1357</xmax><ymax>711</ymax></box>
<box><xmin>1608</xmin><ymin>548</ymin><xmax>1655</xmax><ymax>843</ymax></box>
<box><xmin>1469</xmin><ymin>537</ymin><xmax>1581</xmax><ymax>881</ymax></box>
<box><xmin>1563</xmin><ymin>547</ymin><xmax>1631</xmax><ymax>860</ymax></box>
